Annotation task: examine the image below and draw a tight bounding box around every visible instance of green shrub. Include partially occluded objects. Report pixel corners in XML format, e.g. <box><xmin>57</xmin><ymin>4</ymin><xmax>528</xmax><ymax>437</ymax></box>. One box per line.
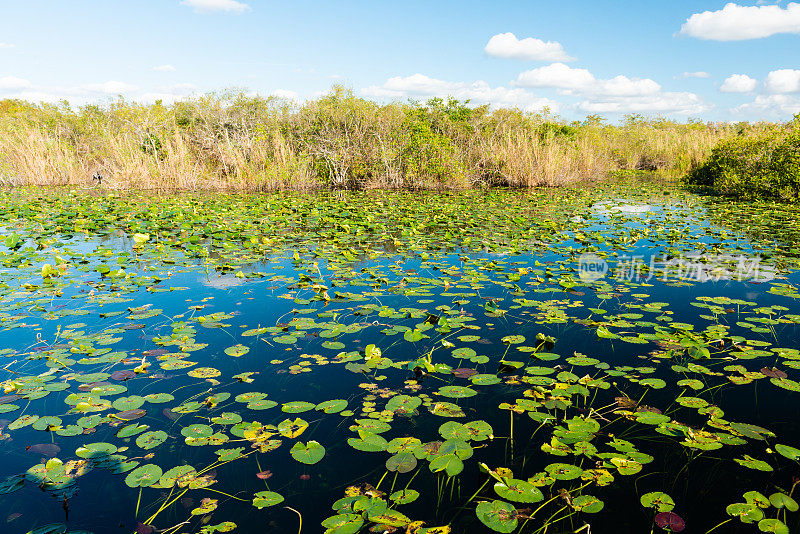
<box><xmin>537</xmin><ymin>122</ymin><xmax>578</xmax><ymax>142</ymax></box>
<box><xmin>686</xmin><ymin>118</ymin><xmax>800</xmax><ymax>201</ymax></box>
<box><xmin>398</xmin><ymin>106</ymin><xmax>464</xmax><ymax>186</ymax></box>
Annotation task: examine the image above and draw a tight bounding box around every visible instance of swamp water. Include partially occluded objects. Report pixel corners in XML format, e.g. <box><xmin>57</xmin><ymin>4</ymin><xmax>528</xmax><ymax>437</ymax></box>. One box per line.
<box><xmin>0</xmin><ymin>181</ymin><xmax>799</xmax><ymax>534</ymax></box>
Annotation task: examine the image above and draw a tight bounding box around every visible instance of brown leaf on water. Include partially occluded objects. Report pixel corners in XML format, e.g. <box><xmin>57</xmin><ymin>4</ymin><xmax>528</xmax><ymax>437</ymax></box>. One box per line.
<box><xmin>615</xmin><ymin>396</ymin><xmax>637</xmax><ymax>410</ymax></box>
<box><xmin>115</xmin><ymin>409</ymin><xmax>147</xmax><ymax>421</ymax></box>
<box><xmin>142</xmin><ymin>349</ymin><xmax>168</xmax><ymax>357</ymax></box>
<box><xmin>452</xmin><ymin>368</ymin><xmax>478</xmax><ymax>379</ymax></box>
<box><xmin>27</xmin><ymin>443</ymin><xmax>61</xmax><ymax>457</ymax></box>
<box><xmin>761</xmin><ymin>367</ymin><xmax>788</xmax><ymax>379</ymax></box>
<box><xmin>111</xmin><ymin>370</ymin><xmax>136</xmax><ymax>381</ymax></box>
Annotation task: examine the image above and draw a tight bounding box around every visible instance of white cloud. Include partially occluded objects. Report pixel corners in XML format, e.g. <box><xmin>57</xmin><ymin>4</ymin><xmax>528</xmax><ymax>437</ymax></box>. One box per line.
<box><xmin>153</xmin><ymin>64</ymin><xmax>176</xmax><ymax>72</ymax></box>
<box><xmin>0</xmin><ymin>42</ymin><xmax>15</xmax><ymax>49</ymax></box>
<box><xmin>0</xmin><ymin>76</ymin><xmax>32</xmax><ymax>91</ymax></box>
<box><xmin>81</xmin><ymin>81</ymin><xmax>139</xmax><ymax>94</ymax></box>
<box><xmin>596</xmin><ymin>76</ymin><xmax>661</xmax><ymax>97</ymax></box>
<box><xmin>484</xmin><ymin>33</ymin><xmax>574</xmax><ymax>62</ymax></box>
<box><xmin>765</xmin><ymin>69</ymin><xmax>800</xmax><ymax>93</ymax></box>
<box><xmin>681</xmin><ymin>71</ymin><xmax>711</xmax><ymax>79</ymax></box>
<box><xmin>515</xmin><ymin>63</ymin><xmax>660</xmax><ymax>97</ymax></box>
<box><xmin>578</xmin><ymin>92</ymin><xmax>709</xmax><ymax>115</ymax></box>
<box><xmin>270</xmin><ymin>89</ymin><xmax>300</xmax><ymax>100</ymax></box>
<box><xmin>515</xmin><ymin>63</ymin><xmax>594</xmax><ymax>91</ymax></box>
<box><xmin>180</xmin><ymin>0</ymin><xmax>251</xmax><ymax>13</ymax></box>
<box><xmin>734</xmin><ymin>94</ymin><xmax>800</xmax><ymax>117</ymax></box>
<box><xmin>0</xmin><ymin>77</ymin><xmax>198</xmax><ymax>104</ymax></box>
<box><xmin>515</xmin><ymin>63</ymin><xmax>708</xmax><ymax>115</ymax></box>
<box><xmin>680</xmin><ymin>2</ymin><xmax>800</xmax><ymax>41</ymax></box>
<box><xmin>720</xmin><ymin>74</ymin><xmax>758</xmax><ymax>93</ymax></box>
<box><xmin>362</xmin><ymin>73</ymin><xmax>559</xmax><ymax>112</ymax></box>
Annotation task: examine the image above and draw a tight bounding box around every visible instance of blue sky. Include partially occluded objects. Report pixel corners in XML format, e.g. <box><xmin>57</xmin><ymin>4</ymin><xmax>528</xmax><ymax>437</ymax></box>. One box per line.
<box><xmin>1</xmin><ymin>1</ymin><xmax>800</xmax><ymax>121</ymax></box>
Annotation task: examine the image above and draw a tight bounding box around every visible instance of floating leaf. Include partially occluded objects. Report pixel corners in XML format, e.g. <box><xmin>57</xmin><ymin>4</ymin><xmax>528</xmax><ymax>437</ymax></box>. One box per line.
<box><xmin>641</xmin><ymin>491</ymin><xmax>675</xmax><ymax>512</ymax></box>
<box><xmin>735</xmin><ymin>455</ymin><xmax>773</xmax><ymax>472</ymax></box>
<box><xmin>321</xmin><ymin>513</ymin><xmax>363</xmax><ymax>534</ymax></box>
<box><xmin>655</xmin><ymin>512</ymin><xmax>685</xmax><ymax>532</ymax></box>
<box><xmin>252</xmin><ymin>491</ymin><xmax>284</xmax><ymax>509</ymax></box>
<box><xmin>437</xmin><ymin>385</ymin><xmax>477</xmax><ymax>398</ymax></box>
<box><xmin>390</xmin><ymin>489</ymin><xmax>420</xmax><ymax>504</ymax></box>
<box><xmin>224</xmin><ymin>344</ymin><xmax>250</xmax><ymax>358</ymax></box>
<box><xmin>316</xmin><ymin>399</ymin><xmax>348</xmax><ymax>414</ymax></box>
<box><xmin>493</xmin><ymin>479</ymin><xmax>543</xmax><ymax>503</ymax></box>
<box><xmin>125</xmin><ymin>464</ymin><xmax>162</xmax><ymax>488</ymax></box>
<box><xmin>290</xmin><ymin>441</ymin><xmax>326</xmax><ymax>464</ymax></box>
<box><xmin>475</xmin><ymin>500</ymin><xmax>517</xmax><ymax>533</ymax></box>
<box><xmin>282</xmin><ymin>401</ymin><xmax>316</xmax><ymax>413</ymax></box>
<box><xmin>572</xmin><ymin>495</ymin><xmax>604</xmax><ymax>513</ymax></box>
<box><xmin>386</xmin><ymin>452</ymin><xmax>417</xmax><ymax>473</ymax></box>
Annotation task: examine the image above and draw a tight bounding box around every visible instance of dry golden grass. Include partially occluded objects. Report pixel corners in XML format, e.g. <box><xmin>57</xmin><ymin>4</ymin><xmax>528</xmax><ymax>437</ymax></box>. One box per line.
<box><xmin>0</xmin><ymin>88</ymin><xmax>761</xmax><ymax>191</ymax></box>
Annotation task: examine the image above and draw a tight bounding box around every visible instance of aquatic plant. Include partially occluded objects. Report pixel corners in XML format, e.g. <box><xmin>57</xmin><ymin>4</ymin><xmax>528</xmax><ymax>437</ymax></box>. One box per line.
<box><xmin>0</xmin><ymin>179</ymin><xmax>797</xmax><ymax>533</ymax></box>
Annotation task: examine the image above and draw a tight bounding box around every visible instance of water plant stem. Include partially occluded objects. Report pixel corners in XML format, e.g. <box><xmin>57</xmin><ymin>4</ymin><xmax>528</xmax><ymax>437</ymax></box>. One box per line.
<box><xmin>285</xmin><ymin>506</ymin><xmax>303</xmax><ymax>534</ymax></box>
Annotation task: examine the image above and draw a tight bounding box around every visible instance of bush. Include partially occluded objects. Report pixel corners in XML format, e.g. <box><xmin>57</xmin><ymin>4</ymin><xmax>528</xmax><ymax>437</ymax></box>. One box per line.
<box><xmin>686</xmin><ymin>118</ymin><xmax>800</xmax><ymax>201</ymax></box>
<box><xmin>397</xmin><ymin>104</ymin><xmax>465</xmax><ymax>187</ymax></box>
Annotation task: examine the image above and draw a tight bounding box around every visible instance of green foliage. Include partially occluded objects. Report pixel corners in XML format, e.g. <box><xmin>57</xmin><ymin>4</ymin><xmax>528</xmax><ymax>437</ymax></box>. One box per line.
<box><xmin>398</xmin><ymin>104</ymin><xmax>464</xmax><ymax>186</ymax></box>
<box><xmin>538</xmin><ymin>122</ymin><xmax>578</xmax><ymax>142</ymax></box>
<box><xmin>686</xmin><ymin>121</ymin><xmax>800</xmax><ymax>201</ymax></box>
<box><xmin>141</xmin><ymin>132</ymin><xmax>164</xmax><ymax>159</ymax></box>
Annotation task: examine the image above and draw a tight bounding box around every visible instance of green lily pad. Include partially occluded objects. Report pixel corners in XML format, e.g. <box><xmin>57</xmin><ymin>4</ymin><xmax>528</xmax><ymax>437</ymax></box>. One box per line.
<box><xmin>545</xmin><ymin>462</ymin><xmax>583</xmax><ymax>480</ymax></box>
<box><xmin>475</xmin><ymin>500</ymin><xmax>517</xmax><ymax>533</ymax></box>
<box><xmin>641</xmin><ymin>491</ymin><xmax>675</xmax><ymax>512</ymax></box>
<box><xmin>572</xmin><ymin>494</ymin><xmax>604</xmax><ymax>513</ymax></box>
<box><xmin>253</xmin><ymin>490</ymin><xmax>284</xmax><ymax>508</ymax></box>
<box><xmin>282</xmin><ymin>401</ymin><xmax>316</xmax><ymax>413</ymax></box>
<box><xmin>493</xmin><ymin>479</ymin><xmax>543</xmax><ymax>503</ymax></box>
<box><xmin>225</xmin><ymin>344</ymin><xmax>250</xmax><ymax>357</ymax></box>
<box><xmin>290</xmin><ymin>441</ymin><xmax>326</xmax><ymax>464</ymax></box>
<box><xmin>437</xmin><ymin>385</ymin><xmax>477</xmax><ymax>398</ymax></box>
<box><xmin>124</xmin><ymin>464</ymin><xmax>162</xmax><ymax>487</ymax></box>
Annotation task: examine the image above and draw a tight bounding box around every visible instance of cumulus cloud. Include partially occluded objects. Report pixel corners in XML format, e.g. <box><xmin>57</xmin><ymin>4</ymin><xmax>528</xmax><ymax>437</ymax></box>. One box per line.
<box><xmin>515</xmin><ymin>63</ymin><xmax>660</xmax><ymax>97</ymax></box>
<box><xmin>515</xmin><ymin>63</ymin><xmax>594</xmax><ymax>91</ymax></box>
<box><xmin>734</xmin><ymin>94</ymin><xmax>800</xmax><ymax>117</ymax></box>
<box><xmin>180</xmin><ymin>0</ymin><xmax>251</xmax><ymax>14</ymax></box>
<box><xmin>681</xmin><ymin>71</ymin><xmax>711</xmax><ymax>79</ymax></box>
<box><xmin>514</xmin><ymin>63</ymin><xmax>708</xmax><ymax>114</ymax></box>
<box><xmin>362</xmin><ymin>73</ymin><xmax>559</xmax><ymax>112</ymax></box>
<box><xmin>765</xmin><ymin>69</ymin><xmax>800</xmax><ymax>94</ymax></box>
<box><xmin>0</xmin><ymin>76</ymin><xmax>32</xmax><ymax>91</ymax></box>
<box><xmin>680</xmin><ymin>2</ymin><xmax>800</xmax><ymax>41</ymax></box>
<box><xmin>153</xmin><ymin>64</ymin><xmax>176</xmax><ymax>72</ymax></box>
<box><xmin>484</xmin><ymin>33</ymin><xmax>574</xmax><ymax>62</ymax></box>
<box><xmin>0</xmin><ymin>42</ymin><xmax>15</xmax><ymax>49</ymax></box>
<box><xmin>719</xmin><ymin>74</ymin><xmax>758</xmax><ymax>93</ymax></box>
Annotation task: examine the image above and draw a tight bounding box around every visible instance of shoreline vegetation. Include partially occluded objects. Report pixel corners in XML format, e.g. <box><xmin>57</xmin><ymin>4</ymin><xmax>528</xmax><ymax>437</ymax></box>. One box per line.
<box><xmin>0</xmin><ymin>86</ymin><xmax>794</xmax><ymax>196</ymax></box>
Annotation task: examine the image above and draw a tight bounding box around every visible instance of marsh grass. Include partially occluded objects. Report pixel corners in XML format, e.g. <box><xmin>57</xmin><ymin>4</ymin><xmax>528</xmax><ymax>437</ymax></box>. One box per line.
<box><xmin>0</xmin><ymin>87</ymin><xmax>767</xmax><ymax>191</ymax></box>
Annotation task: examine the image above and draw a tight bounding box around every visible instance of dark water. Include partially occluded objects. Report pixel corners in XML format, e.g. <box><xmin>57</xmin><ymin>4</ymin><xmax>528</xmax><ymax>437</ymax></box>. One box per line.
<box><xmin>0</xmin><ymin>183</ymin><xmax>799</xmax><ymax>534</ymax></box>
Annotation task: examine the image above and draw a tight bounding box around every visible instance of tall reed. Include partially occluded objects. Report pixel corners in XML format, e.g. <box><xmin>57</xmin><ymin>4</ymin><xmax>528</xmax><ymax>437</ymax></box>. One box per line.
<box><xmin>0</xmin><ymin>88</ymin><xmax>761</xmax><ymax>191</ymax></box>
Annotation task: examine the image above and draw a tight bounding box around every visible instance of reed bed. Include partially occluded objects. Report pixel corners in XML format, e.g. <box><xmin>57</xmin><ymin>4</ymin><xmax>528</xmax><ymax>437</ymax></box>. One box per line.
<box><xmin>0</xmin><ymin>87</ymin><xmax>771</xmax><ymax>191</ymax></box>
